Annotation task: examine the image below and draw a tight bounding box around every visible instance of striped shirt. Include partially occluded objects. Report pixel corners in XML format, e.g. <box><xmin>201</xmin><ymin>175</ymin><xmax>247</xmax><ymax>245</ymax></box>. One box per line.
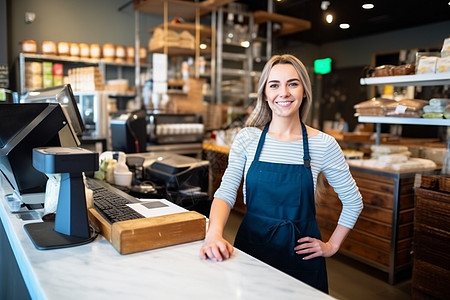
<box><xmin>214</xmin><ymin>126</ymin><xmax>363</xmax><ymax>229</ymax></box>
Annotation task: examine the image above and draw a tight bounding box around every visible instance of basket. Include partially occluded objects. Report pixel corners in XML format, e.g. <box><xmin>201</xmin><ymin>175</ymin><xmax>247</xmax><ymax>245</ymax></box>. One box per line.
<box><xmin>438</xmin><ymin>175</ymin><xmax>450</xmax><ymax>193</ymax></box>
<box><xmin>421</xmin><ymin>175</ymin><xmax>440</xmax><ymax>189</ymax></box>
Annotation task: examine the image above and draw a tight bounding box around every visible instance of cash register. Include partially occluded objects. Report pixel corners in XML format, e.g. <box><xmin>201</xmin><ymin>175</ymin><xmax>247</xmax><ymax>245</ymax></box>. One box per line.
<box><xmin>126</xmin><ymin>152</ymin><xmax>211</xmax><ymax>216</ymax></box>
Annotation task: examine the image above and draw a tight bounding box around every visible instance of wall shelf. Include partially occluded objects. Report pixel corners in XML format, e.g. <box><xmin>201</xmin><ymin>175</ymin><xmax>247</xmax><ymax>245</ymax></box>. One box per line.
<box><xmin>360</xmin><ymin>73</ymin><xmax>450</xmax><ymax>87</ymax></box>
<box><xmin>358</xmin><ymin>116</ymin><xmax>450</xmax><ymax>126</ymax></box>
<box><xmin>253</xmin><ymin>10</ymin><xmax>311</xmax><ymax>36</ymax></box>
<box><xmin>134</xmin><ymin>0</ymin><xmax>235</xmax><ymax>20</ymax></box>
<box><xmin>149</xmin><ymin>23</ymin><xmax>212</xmax><ymax>40</ymax></box>
<box><xmin>17</xmin><ymin>53</ymin><xmax>147</xmax><ymax>94</ymax></box>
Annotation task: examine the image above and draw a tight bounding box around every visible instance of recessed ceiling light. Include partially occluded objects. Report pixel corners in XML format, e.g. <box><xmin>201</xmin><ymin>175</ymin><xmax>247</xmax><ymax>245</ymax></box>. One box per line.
<box><xmin>362</xmin><ymin>3</ymin><xmax>374</xmax><ymax>9</ymax></box>
<box><xmin>340</xmin><ymin>23</ymin><xmax>350</xmax><ymax>29</ymax></box>
<box><xmin>325</xmin><ymin>13</ymin><xmax>333</xmax><ymax>23</ymax></box>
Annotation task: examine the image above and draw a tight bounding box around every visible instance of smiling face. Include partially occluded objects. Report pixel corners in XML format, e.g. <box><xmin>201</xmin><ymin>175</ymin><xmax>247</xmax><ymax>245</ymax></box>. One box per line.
<box><xmin>264</xmin><ymin>63</ymin><xmax>305</xmax><ymax>121</ymax></box>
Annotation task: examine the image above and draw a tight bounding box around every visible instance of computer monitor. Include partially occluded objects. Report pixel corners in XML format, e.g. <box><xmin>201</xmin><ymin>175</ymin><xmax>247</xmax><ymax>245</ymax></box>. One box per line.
<box><xmin>21</xmin><ymin>84</ymin><xmax>85</xmax><ymax>137</ymax></box>
<box><xmin>0</xmin><ymin>103</ymin><xmax>80</xmax><ymax>205</ymax></box>
<box><xmin>110</xmin><ymin>109</ymin><xmax>148</xmax><ymax>153</ymax></box>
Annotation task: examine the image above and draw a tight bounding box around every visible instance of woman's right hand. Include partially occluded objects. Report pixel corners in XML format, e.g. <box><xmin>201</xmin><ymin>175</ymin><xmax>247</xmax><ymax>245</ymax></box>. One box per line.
<box><xmin>199</xmin><ymin>233</ymin><xmax>234</xmax><ymax>262</ymax></box>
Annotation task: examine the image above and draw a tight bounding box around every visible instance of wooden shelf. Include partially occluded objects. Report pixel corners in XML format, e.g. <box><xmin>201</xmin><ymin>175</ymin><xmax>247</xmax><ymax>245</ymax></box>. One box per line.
<box><xmin>149</xmin><ymin>46</ymin><xmax>210</xmax><ymax>56</ymax></box>
<box><xmin>149</xmin><ymin>22</ymin><xmax>212</xmax><ymax>40</ymax></box>
<box><xmin>253</xmin><ymin>10</ymin><xmax>311</xmax><ymax>36</ymax></box>
<box><xmin>134</xmin><ymin>0</ymin><xmax>235</xmax><ymax>20</ymax></box>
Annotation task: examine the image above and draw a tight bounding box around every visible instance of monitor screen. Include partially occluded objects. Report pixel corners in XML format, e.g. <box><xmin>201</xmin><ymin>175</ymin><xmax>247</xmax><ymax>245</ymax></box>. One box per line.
<box><xmin>110</xmin><ymin>109</ymin><xmax>148</xmax><ymax>153</ymax></box>
<box><xmin>21</xmin><ymin>84</ymin><xmax>85</xmax><ymax>136</ymax></box>
<box><xmin>0</xmin><ymin>103</ymin><xmax>79</xmax><ymax>204</ymax></box>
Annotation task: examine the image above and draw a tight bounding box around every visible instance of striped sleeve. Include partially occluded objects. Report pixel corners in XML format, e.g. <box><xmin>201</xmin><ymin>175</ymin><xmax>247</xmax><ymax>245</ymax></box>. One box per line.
<box><xmin>312</xmin><ymin>134</ymin><xmax>363</xmax><ymax>229</ymax></box>
<box><xmin>213</xmin><ymin>128</ymin><xmax>258</xmax><ymax>207</ymax></box>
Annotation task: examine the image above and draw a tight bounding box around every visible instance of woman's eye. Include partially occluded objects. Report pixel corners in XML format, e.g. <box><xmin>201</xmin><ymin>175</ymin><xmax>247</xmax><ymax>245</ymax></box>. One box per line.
<box><xmin>289</xmin><ymin>82</ymin><xmax>299</xmax><ymax>87</ymax></box>
<box><xmin>269</xmin><ymin>83</ymin><xmax>279</xmax><ymax>88</ymax></box>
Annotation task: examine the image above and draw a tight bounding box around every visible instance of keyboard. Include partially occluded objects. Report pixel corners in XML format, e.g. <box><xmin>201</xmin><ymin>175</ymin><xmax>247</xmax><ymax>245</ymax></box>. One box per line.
<box><xmin>85</xmin><ymin>177</ymin><xmax>145</xmax><ymax>223</ymax></box>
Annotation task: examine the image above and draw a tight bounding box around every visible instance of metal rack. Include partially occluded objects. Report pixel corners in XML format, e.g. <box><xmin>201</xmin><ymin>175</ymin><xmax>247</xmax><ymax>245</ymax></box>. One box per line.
<box><xmin>359</xmin><ymin>73</ymin><xmax>450</xmax><ymax>145</ymax></box>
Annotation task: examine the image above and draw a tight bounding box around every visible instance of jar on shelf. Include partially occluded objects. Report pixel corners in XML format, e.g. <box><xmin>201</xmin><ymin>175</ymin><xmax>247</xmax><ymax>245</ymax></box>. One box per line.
<box><xmin>126</xmin><ymin>46</ymin><xmax>135</xmax><ymax>63</ymax></box>
<box><xmin>21</xmin><ymin>39</ymin><xmax>37</xmax><ymax>54</ymax></box>
<box><xmin>115</xmin><ymin>45</ymin><xmax>126</xmax><ymax>63</ymax></box>
<box><xmin>41</xmin><ymin>41</ymin><xmax>57</xmax><ymax>55</ymax></box>
<box><xmin>90</xmin><ymin>43</ymin><xmax>101</xmax><ymax>59</ymax></box>
<box><xmin>79</xmin><ymin>43</ymin><xmax>90</xmax><ymax>58</ymax></box>
<box><xmin>57</xmin><ymin>42</ymin><xmax>70</xmax><ymax>56</ymax></box>
<box><xmin>70</xmin><ymin>43</ymin><xmax>80</xmax><ymax>57</ymax></box>
<box><xmin>102</xmin><ymin>43</ymin><xmax>115</xmax><ymax>61</ymax></box>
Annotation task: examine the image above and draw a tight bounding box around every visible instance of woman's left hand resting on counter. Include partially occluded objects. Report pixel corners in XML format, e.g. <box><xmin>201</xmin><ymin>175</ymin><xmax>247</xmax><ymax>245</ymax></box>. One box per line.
<box><xmin>200</xmin><ymin>198</ymin><xmax>234</xmax><ymax>261</ymax></box>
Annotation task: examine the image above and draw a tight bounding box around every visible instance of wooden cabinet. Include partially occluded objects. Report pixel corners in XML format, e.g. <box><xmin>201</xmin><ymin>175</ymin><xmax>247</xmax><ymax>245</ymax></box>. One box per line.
<box><xmin>316</xmin><ymin>166</ymin><xmax>436</xmax><ymax>284</ymax></box>
<box><xmin>412</xmin><ymin>187</ymin><xmax>450</xmax><ymax>300</ymax></box>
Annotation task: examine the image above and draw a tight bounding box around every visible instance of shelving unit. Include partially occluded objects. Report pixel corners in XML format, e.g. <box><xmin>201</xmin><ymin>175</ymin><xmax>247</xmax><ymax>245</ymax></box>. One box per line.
<box><xmin>360</xmin><ymin>73</ymin><xmax>450</xmax><ymax>87</ymax></box>
<box><xmin>317</xmin><ymin>72</ymin><xmax>449</xmax><ymax>284</ymax></box>
<box><xmin>136</xmin><ymin>0</ymin><xmax>312</xmax><ymax>110</ymax></box>
<box><xmin>358</xmin><ymin>116</ymin><xmax>450</xmax><ymax>126</ymax></box>
<box><xmin>148</xmin><ymin>22</ymin><xmax>212</xmax><ymax>57</ymax></box>
<box><xmin>215</xmin><ymin>5</ymin><xmax>253</xmax><ymax>106</ymax></box>
<box><xmin>359</xmin><ymin>73</ymin><xmax>450</xmax><ymax>145</ymax></box>
<box><xmin>17</xmin><ymin>52</ymin><xmax>148</xmax><ymax>94</ymax></box>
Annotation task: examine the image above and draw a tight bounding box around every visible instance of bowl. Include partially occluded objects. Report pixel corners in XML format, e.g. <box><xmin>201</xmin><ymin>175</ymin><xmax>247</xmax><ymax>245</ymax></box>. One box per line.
<box><xmin>114</xmin><ymin>171</ymin><xmax>133</xmax><ymax>187</ymax></box>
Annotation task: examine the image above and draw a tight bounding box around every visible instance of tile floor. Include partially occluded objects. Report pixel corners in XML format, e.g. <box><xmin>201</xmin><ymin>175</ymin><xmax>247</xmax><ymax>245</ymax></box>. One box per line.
<box><xmin>223</xmin><ymin>210</ymin><xmax>412</xmax><ymax>300</ymax></box>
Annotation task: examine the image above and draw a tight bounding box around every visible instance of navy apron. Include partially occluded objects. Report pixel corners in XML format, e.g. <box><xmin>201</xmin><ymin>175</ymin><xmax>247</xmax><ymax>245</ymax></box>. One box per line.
<box><xmin>234</xmin><ymin>122</ymin><xmax>328</xmax><ymax>293</ymax></box>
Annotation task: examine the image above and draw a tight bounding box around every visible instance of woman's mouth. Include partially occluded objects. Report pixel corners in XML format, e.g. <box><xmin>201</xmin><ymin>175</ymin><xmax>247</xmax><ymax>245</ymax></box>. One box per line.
<box><xmin>276</xmin><ymin>101</ymin><xmax>293</xmax><ymax>107</ymax></box>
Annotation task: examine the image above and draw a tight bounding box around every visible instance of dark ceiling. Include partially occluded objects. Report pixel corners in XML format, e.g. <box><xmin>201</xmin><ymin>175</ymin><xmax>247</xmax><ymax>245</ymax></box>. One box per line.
<box><xmin>236</xmin><ymin>0</ymin><xmax>450</xmax><ymax>45</ymax></box>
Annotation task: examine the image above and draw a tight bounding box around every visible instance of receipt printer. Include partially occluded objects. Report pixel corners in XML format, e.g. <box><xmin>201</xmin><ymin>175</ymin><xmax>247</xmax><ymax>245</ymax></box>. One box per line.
<box><xmin>145</xmin><ymin>154</ymin><xmax>209</xmax><ymax>194</ymax></box>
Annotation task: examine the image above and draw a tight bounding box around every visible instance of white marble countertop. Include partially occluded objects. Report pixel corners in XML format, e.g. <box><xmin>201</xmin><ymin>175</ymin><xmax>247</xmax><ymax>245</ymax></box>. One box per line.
<box><xmin>0</xmin><ymin>176</ymin><xmax>334</xmax><ymax>300</ymax></box>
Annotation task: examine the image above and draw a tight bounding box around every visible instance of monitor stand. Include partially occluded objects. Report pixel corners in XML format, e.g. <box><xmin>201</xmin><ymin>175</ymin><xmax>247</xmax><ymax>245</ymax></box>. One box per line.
<box><xmin>24</xmin><ymin>147</ymin><xmax>99</xmax><ymax>250</ymax></box>
<box><xmin>24</xmin><ymin>221</ymin><xmax>94</xmax><ymax>250</ymax></box>
<box><xmin>24</xmin><ymin>172</ymin><xmax>95</xmax><ymax>250</ymax></box>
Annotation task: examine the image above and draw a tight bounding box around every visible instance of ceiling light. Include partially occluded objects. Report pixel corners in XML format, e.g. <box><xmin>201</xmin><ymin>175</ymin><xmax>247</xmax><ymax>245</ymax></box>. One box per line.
<box><xmin>362</xmin><ymin>3</ymin><xmax>374</xmax><ymax>9</ymax></box>
<box><xmin>199</xmin><ymin>43</ymin><xmax>207</xmax><ymax>50</ymax></box>
<box><xmin>339</xmin><ymin>23</ymin><xmax>350</xmax><ymax>29</ymax></box>
<box><xmin>321</xmin><ymin>1</ymin><xmax>330</xmax><ymax>11</ymax></box>
<box><xmin>325</xmin><ymin>13</ymin><xmax>333</xmax><ymax>23</ymax></box>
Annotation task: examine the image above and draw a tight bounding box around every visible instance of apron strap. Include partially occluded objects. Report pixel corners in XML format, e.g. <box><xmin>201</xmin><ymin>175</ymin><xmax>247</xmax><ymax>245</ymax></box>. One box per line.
<box><xmin>301</xmin><ymin>122</ymin><xmax>311</xmax><ymax>168</ymax></box>
<box><xmin>254</xmin><ymin>124</ymin><xmax>270</xmax><ymax>161</ymax></box>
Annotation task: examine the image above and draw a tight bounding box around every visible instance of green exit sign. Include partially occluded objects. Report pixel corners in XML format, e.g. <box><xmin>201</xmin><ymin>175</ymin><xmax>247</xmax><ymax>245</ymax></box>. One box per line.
<box><xmin>314</xmin><ymin>58</ymin><xmax>332</xmax><ymax>74</ymax></box>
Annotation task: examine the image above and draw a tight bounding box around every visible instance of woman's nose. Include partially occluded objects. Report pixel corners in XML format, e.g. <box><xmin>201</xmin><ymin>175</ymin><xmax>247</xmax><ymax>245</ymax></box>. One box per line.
<box><xmin>280</xmin><ymin>85</ymin><xmax>290</xmax><ymax>97</ymax></box>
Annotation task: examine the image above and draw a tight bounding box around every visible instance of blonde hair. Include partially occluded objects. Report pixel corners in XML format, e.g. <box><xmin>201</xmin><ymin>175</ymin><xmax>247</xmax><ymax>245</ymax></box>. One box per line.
<box><xmin>245</xmin><ymin>54</ymin><xmax>312</xmax><ymax>128</ymax></box>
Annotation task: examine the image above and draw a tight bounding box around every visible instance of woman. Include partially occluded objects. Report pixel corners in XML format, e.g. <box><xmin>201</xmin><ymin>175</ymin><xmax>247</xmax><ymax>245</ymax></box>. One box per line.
<box><xmin>200</xmin><ymin>54</ymin><xmax>363</xmax><ymax>293</ymax></box>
